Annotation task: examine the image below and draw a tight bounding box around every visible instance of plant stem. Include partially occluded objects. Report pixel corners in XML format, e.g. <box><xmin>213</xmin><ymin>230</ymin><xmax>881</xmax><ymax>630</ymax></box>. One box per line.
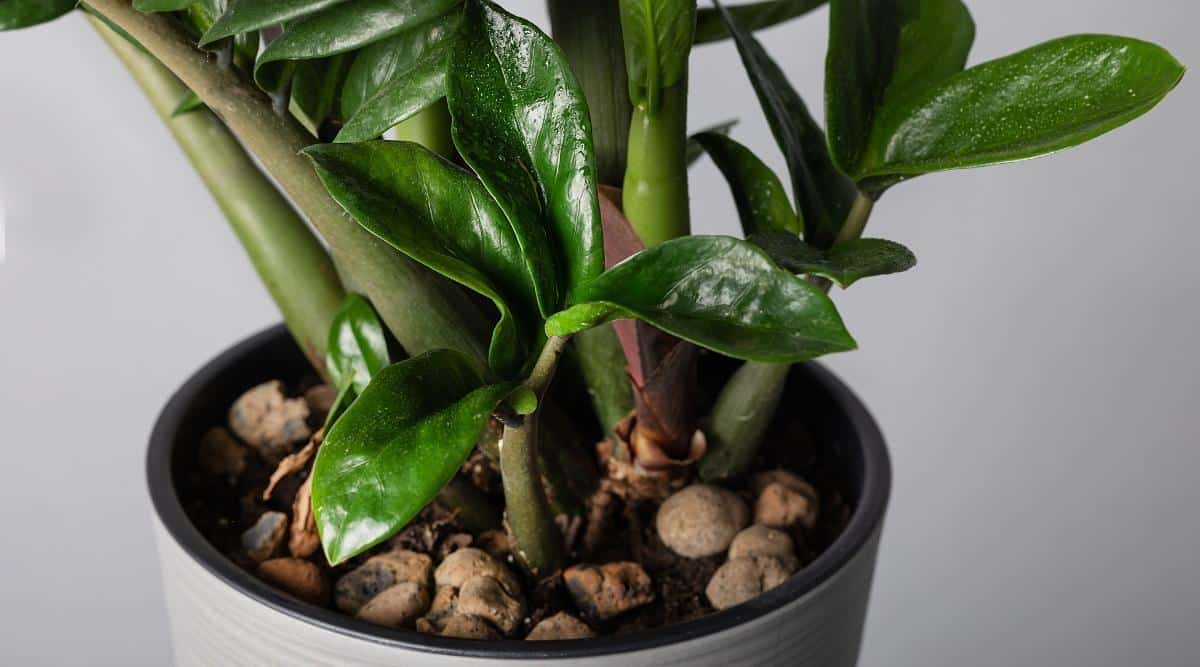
<box><xmin>86</xmin><ymin>0</ymin><xmax>491</xmax><ymax>368</ymax></box>
<box><xmin>548</xmin><ymin>0</ymin><xmax>631</xmax><ymax>186</ymax></box>
<box><xmin>91</xmin><ymin>17</ymin><xmax>344</xmax><ymax>375</ymax></box>
<box><xmin>700</xmin><ymin>192</ymin><xmax>876</xmax><ymax>480</ymax></box>
<box><xmin>624</xmin><ymin>83</ymin><xmax>691</xmax><ymax>246</ymax></box>
<box><xmin>571</xmin><ymin>326</ymin><xmax>635</xmax><ymax>433</ymax></box>
<box><xmin>500</xmin><ymin>336</ymin><xmax>569</xmax><ymax>578</ymax></box>
<box><xmin>392</xmin><ymin>99</ymin><xmax>455</xmax><ymax>159</ymax></box>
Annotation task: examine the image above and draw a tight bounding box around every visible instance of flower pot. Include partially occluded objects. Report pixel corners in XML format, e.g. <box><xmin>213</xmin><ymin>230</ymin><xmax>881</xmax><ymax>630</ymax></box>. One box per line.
<box><xmin>147</xmin><ymin>324</ymin><xmax>891</xmax><ymax>666</ymax></box>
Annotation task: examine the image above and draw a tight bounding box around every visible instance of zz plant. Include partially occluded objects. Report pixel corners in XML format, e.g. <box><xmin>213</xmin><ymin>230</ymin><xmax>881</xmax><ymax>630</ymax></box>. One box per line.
<box><xmin>6</xmin><ymin>0</ymin><xmax>1181</xmax><ymax>582</ymax></box>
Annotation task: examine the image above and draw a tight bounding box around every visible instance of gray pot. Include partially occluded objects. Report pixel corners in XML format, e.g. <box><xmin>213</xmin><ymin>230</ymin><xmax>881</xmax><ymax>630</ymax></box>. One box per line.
<box><xmin>148</xmin><ymin>325</ymin><xmax>891</xmax><ymax>666</ymax></box>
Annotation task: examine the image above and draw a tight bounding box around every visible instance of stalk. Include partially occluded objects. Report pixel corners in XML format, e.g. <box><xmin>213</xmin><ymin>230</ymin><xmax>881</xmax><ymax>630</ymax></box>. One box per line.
<box><xmin>548</xmin><ymin>0</ymin><xmax>631</xmax><ymax>186</ymax></box>
<box><xmin>85</xmin><ymin>0</ymin><xmax>490</xmax><ymax>368</ymax></box>
<box><xmin>701</xmin><ymin>192</ymin><xmax>876</xmax><ymax>481</ymax></box>
<box><xmin>624</xmin><ymin>83</ymin><xmax>691</xmax><ymax>246</ymax></box>
<box><xmin>91</xmin><ymin>17</ymin><xmax>344</xmax><ymax>375</ymax></box>
<box><xmin>501</xmin><ymin>336</ymin><xmax>570</xmax><ymax>578</ymax></box>
<box><xmin>392</xmin><ymin>99</ymin><xmax>455</xmax><ymax>159</ymax></box>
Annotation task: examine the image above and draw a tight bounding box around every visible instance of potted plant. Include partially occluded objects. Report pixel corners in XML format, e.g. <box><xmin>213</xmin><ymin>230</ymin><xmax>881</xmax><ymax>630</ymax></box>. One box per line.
<box><xmin>3</xmin><ymin>0</ymin><xmax>1182</xmax><ymax>664</ymax></box>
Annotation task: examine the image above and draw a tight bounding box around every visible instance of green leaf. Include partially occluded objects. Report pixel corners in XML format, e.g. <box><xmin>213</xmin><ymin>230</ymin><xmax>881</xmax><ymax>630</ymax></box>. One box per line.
<box><xmin>825</xmin><ymin>0</ymin><xmax>975</xmax><ymax>180</ymax></box>
<box><xmin>715</xmin><ymin>0</ymin><xmax>855</xmax><ymax>248</ymax></box>
<box><xmin>0</xmin><ymin>0</ymin><xmax>75</xmax><ymax>30</ymax></box>
<box><xmin>685</xmin><ymin>118</ymin><xmax>738</xmax><ymax>166</ymax></box>
<box><xmin>325</xmin><ymin>294</ymin><xmax>390</xmax><ymax>395</ymax></box>
<box><xmin>546</xmin><ymin>236</ymin><xmax>856</xmax><ymax>362</ymax></box>
<box><xmin>290</xmin><ymin>54</ymin><xmax>353</xmax><ymax>134</ymax></box>
<box><xmin>691</xmin><ymin>132</ymin><xmax>800</xmax><ymax>236</ymax></box>
<box><xmin>304</xmin><ymin>141</ymin><xmax>539</xmax><ymax>379</ymax></box>
<box><xmin>448</xmin><ymin>0</ymin><xmax>604</xmax><ymax>314</ymax></box>
<box><xmin>619</xmin><ymin>0</ymin><xmax>697</xmax><ymax>108</ymax></box>
<box><xmin>201</xmin><ymin>0</ymin><xmax>348</xmax><ymax>45</ymax></box>
<box><xmin>854</xmin><ymin>35</ymin><xmax>1186</xmax><ymax>185</ymax></box>
<box><xmin>133</xmin><ymin>0</ymin><xmax>195</xmax><ymax>12</ymax></box>
<box><xmin>312</xmin><ymin>350</ymin><xmax>515</xmax><ymax>565</ymax></box>
<box><xmin>170</xmin><ymin>91</ymin><xmax>204</xmax><ymax>117</ymax></box>
<box><xmin>338</xmin><ymin>11</ymin><xmax>460</xmax><ymax>121</ymax></box>
<box><xmin>695</xmin><ymin>0</ymin><xmax>826</xmax><ymax>45</ymax></box>
<box><xmin>750</xmin><ymin>231</ymin><xmax>915</xmax><ymax>287</ymax></box>
<box><xmin>255</xmin><ymin>0</ymin><xmax>461</xmax><ymax>67</ymax></box>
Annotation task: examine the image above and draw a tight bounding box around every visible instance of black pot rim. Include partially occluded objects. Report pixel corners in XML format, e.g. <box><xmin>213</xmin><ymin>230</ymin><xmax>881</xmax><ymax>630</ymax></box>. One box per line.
<box><xmin>147</xmin><ymin>324</ymin><xmax>891</xmax><ymax>660</ymax></box>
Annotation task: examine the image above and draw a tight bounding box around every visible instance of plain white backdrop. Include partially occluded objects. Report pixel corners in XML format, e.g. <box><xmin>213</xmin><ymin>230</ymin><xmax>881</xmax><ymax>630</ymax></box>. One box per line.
<box><xmin>1</xmin><ymin>1</ymin><xmax>1197</xmax><ymax>665</ymax></box>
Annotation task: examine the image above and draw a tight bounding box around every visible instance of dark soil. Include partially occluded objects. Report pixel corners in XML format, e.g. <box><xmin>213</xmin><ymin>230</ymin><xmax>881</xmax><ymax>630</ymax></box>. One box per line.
<box><xmin>179</xmin><ymin>355</ymin><xmax>853</xmax><ymax>641</ymax></box>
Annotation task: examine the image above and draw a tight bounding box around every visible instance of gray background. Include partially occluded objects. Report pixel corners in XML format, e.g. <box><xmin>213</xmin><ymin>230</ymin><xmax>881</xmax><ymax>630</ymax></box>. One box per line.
<box><xmin>1</xmin><ymin>1</ymin><xmax>1196</xmax><ymax>665</ymax></box>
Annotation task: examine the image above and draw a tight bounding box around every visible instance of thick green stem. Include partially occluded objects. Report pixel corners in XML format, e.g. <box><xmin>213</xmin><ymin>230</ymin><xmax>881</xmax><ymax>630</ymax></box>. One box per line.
<box><xmin>548</xmin><ymin>0</ymin><xmax>631</xmax><ymax>186</ymax></box>
<box><xmin>624</xmin><ymin>83</ymin><xmax>691</xmax><ymax>246</ymax></box>
<box><xmin>701</xmin><ymin>192</ymin><xmax>876</xmax><ymax>480</ymax></box>
<box><xmin>501</xmin><ymin>336</ymin><xmax>569</xmax><ymax>578</ymax></box>
<box><xmin>91</xmin><ymin>17</ymin><xmax>344</xmax><ymax>374</ymax></box>
<box><xmin>86</xmin><ymin>0</ymin><xmax>490</xmax><ymax>368</ymax></box>
<box><xmin>392</xmin><ymin>99</ymin><xmax>455</xmax><ymax>159</ymax></box>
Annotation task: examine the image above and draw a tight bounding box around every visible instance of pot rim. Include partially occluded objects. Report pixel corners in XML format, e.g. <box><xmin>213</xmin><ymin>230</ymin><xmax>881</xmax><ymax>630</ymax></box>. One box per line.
<box><xmin>147</xmin><ymin>324</ymin><xmax>890</xmax><ymax>660</ymax></box>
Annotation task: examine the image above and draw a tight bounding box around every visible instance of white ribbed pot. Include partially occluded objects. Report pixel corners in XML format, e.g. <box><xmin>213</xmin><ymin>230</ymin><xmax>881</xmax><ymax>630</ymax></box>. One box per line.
<box><xmin>148</xmin><ymin>325</ymin><xmax>891</xmax><ymax>666</ymax></box>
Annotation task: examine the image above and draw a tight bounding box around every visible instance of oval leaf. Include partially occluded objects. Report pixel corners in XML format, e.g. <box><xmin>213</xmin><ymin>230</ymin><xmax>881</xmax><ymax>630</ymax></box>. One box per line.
<box><xmin>858</xmin><ymin>34</ymin><xmax>1186</xmax><ymax>183</ymax></box>
<box><xmin>715</xmin><ymin>0</ymin><xmax>856</xmax><ymax>248</ymax></box>
<box><xmin>304</xmin><ymin>141</ymin><xmax>539</xmax><ymax>379</ymax></box>
<box><xmin>695</xmin><ymin>0</ymin><xmax>827</xmax><ymax>45</ymax></box>
<box><xmin>1</xmin><ymin>0</ymin><xmax>74</xmax><ymax>30</ymax></box>
<box><xmin>826</xmin><ymin>0</ymin><xmax>975</xmax><ymax>179</ymax></box>
<box><xmin>619</xmin><ymin>0</ymin><xmax>697</xmax><ymax>108</ymax></box>
<box><xmin>546</xmin><ymin>236</ymin><xmax>856</xmax><ymax>362</ymax></box>
<box><xmin>448</xmin><ymin>0</ymin><xmax>604</xmax><ymax>313</ymax></box>
<box><xmin>338</xmin><ymin>11</ymin><xmax>460</xmax><ymax>122</ymax></box>
<box><xmin>691</xmin><ymin>132</ymin><xmax>801</xmax><ymax>236</ymax></box>
<box><xmin>312</xmin><ymin>350</ymin><xmax>514</xmax><ymax>565</ymax></box>
<box><xmin>750</xmin><ymin>231</ymin><xmax>916</xmax><ymax>287</ymax></box>
<box><xmin>326</xmin><ymin>294</ymin><xmax>390</xmax><ymax>394</ymax></box>
<box><xmin>201</xmin><ymin>0</ymin><xmax>349</xmax><ymax>45</ymax></box>
<box><xmin>256</xmin><ymin>0</ymin><xmax>461</xmax><ymax>67</ymax></box>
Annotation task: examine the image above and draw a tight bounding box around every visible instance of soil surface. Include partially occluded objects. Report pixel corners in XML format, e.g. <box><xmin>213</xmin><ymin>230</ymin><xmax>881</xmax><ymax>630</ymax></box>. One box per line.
<box><xmin>179</xmin><ymin>358</ymin><xmax>852</xmax><ymax>641</ymax></box>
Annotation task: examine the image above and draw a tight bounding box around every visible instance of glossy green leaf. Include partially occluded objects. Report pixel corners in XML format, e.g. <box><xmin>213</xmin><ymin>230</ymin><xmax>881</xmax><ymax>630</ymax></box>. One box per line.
<box><xmin>854</xmin><ymin>35</ymin><xmax>1186</xmax><ymax>185</ymax></box>
<box><xmin>695</xmin><ymin>0</ymin><xmax>826</xmax><ymax>44</ymax></box>
<box><xmin>312</xmin><ymin>350</ymin><xmax>515</xmax><ymax>565</ymax></box>
<box><xmin>826</xmin><ymin>0</ymin><xmax>974</xmax><ymax>179</ymax></box>
<box><xmin>0</xmin><ymin>0</ymin><xmax>75</xmax><ymax>30</ymax></box>
<box><xmin>546</xmin><ymin>236</ymin><xmax>856</xmax><ymax>362</ymax></box>
<box><xmin>619</xmin><ymin>0</ymin><xmax>697</xmax><ymax>108</ymax></box>
<box><xmin>291</xmin><ymin>54</ymin><xmax>353</xmax><ymax>135</ymax></box>
<box><xmin>685</xmin><ymin>118</ymin><xmax>738</xmax><ymax>166</ymax></box>
<box><xmin>170</xmin><ymin>91</ymin><xmax>204</xmax><ymax>117</ymax></box>
<box><xmin>326</xmin><ymin>294</ymin><xmax>390</xmax><ymax>395</ymax></box>
<box><xmin>448</xmin><ymin>0</ymin><xmax>604</xmax><ymax>313</ymax></box>
<box><xmin>338</xmin><ymin>11</ymin><xmax>460</xmax><ymax>122</ymax></box>
<box><xmin>691</xmin><ymin>132</ymin><xmax>800</xmax><ymax>236</ymax></box>
<box><xmin>304</xmin><ymin>141</ymin><xmax>538</xmax><ymax>379</ymax></box>
<box><xmin>201</xmin><ymin>0</ymin><xmax>348</xmax><ymax>45</ymax></box>
<box><xmin>750</xmin><ymin>231</ymin><xmax>915</xmax><ymax>287</ymax></box>
<box><xmin>716</xmin><ymin>0</ymin><xmax>855</xmax><ymax>248</ymax></box>
<box><xmin>133</xmin><ymin>0</ymin><xmax>194</xmax><ymax>12</ymax></box>
<box><xmin>255</xmin><ymin>0</ymin><xmax>461</xmax><ymax>67</ymax></box>
<box><xmin>336</xmin><ymin>55</ymin><xmax>446</xmax><ymax>143</ymax></box>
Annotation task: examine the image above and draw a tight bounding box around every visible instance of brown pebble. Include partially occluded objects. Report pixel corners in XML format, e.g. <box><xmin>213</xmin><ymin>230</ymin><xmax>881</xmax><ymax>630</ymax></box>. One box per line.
<box><xmin>456</xmin><ymin>575</ymin><xmax>525</xmax><ymax>636</ymax></box>
<box><xmin>228</xmin><ymin>380</ymin><xmax>311</xmax><ymax>464</ymax></box>
<box><xmin>258</xmin><ymin>558</ymin><xmax>329</xmax><ymax>606</ymax></box>
<box><xmin>356</xmin><ymin>582</ymin><xmax>431</xmax><ymax>628</ymax></box>
<box><xmin>435</xmin><ymin>548</ymin><xmax>521</xmax><ymax>598</ymax></box>
<box><xmin>655</xmin><ymin>484</ymin><xmax>750</xmax><ymax>558</ymax></box>
<box><xmin>474</xmin><ymin>530</ymin><xmax>511</xmax><ymax>560</ymax></box>
<box><xmin>705</xmin><ymin>555</ymin><xmax>791</xmax><ymax>610</ymax></box>
<box><xmin>439</xmin><ymin>614</ymin><xmax>501</xmax><ymax>640</ymax></box>
<box><xmin>526</xmin><ymin>612</ymin><xmax>594</xmax><ymax>640</ymax></box>
<box><xmin>335</xmin><ymin>550</ymin><xmax>432</xmax><ymax>614</ymax></box>
<box><xmin>240</xmin><ymin>511</ymin><xmax>288</xmax><ymax>562</ymax></box>
<box><xmin>728</xmin><ymin>525</ymin><xmax>799</xmax><ymax>572</ymax></box>
<box><xmin>754</xmin><ymin>482</ymin><xmax>818</xmax><ymax>531</ymax></box>
<box><xmin>197</xmin><ymin>427</ymin><xmax>246</xmax><ymax>479</ymax></box>
<box><xmin>303</xmin><ymin>384</ymin><xmax>337</xmax><ymax>423</ymax></box>
<box><xmin>563</xmin><ymin>562</ymin><xmax>654</xmax><ymax>621</ymax></box>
